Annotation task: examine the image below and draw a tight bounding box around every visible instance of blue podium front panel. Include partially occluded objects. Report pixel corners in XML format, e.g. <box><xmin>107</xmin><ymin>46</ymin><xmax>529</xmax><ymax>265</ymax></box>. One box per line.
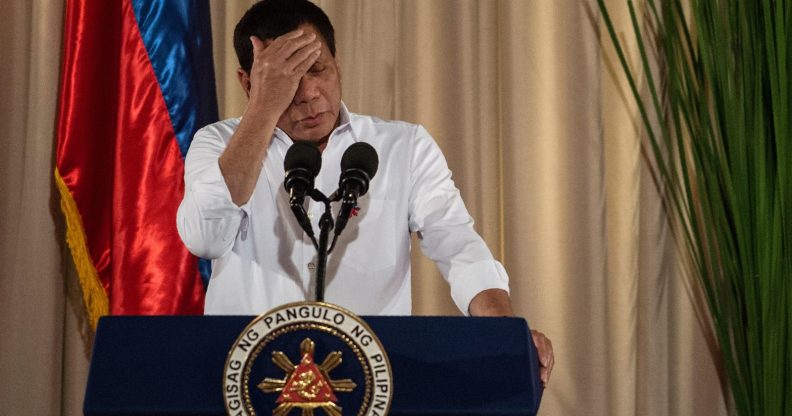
<box><xmin>84</xmin><ymin>316</ymin><xmax>542</xmax><ymax>415</ymax></box>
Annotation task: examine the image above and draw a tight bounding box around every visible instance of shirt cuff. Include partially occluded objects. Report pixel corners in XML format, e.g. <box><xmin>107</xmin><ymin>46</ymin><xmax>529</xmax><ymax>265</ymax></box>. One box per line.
<box><xmin>448</xmin><ymin>260</ymin><xmax>510</xmax><ymax>316</ymax></box>
<box><xmin>191</xmin><ymin>160</ymin><xmax>252</xmax><ymax>217</ymax></box>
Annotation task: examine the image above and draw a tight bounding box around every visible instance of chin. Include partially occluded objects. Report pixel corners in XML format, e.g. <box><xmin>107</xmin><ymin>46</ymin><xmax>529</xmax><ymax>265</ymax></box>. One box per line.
<box><xmin>295</xmin><ymin>126</ymin><xmax>333</xmax><ymax>142</ymax></box>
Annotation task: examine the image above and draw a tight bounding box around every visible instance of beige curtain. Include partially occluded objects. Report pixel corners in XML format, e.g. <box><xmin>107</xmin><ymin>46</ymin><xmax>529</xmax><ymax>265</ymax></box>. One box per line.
<box><xmin>0</xmin><ymin>1</ymin><xmax>727</xmax><ymax>414</ymax></box>
<box><xmin>0</xmin><ymin>1</ymin><xmax>90</xmax><ymax>415</ymax></box>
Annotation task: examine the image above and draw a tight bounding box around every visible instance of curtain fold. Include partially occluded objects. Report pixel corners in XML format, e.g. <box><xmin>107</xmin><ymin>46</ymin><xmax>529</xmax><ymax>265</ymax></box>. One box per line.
<box><xmin>0</xmin><ymin>1</ymin><xmax>87</xmax><ymax>414</ymax></box>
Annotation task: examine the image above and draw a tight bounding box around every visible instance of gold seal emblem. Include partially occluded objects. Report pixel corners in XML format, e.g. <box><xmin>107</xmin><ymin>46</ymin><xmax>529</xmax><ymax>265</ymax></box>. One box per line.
<box><xmin>259</xmin><ymin>338</ymin><xmax>356</xmax><ymax>416</ymax></box>
<box><xmin>223</xmin><ymin>302</ymin><xmax>393</xmax><ymax>416</ymax></box>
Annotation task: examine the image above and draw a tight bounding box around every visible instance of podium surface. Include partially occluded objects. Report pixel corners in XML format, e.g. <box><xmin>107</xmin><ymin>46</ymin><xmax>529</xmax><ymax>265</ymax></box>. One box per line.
<box><xmin>85</xmin><ymin>316</ymin><xmax>542</xmax><ymax>415</ymax></box>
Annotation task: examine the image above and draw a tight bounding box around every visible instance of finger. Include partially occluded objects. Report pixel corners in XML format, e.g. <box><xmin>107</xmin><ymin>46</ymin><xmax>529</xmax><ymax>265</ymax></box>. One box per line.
<box><xmin>286</xmin><ymin>43</ymin><xmax>322</xmax><ymax>74</ymax></box>
<box><xmin>543</xmin><ymin>339</ymin><xmax>554</xmax><ymax>386</ymax></box>
<box><xmin>541</xmin><ymin>337</ymin><xmax>553</xmax><ymax>367</ymax></box>
<box><xmin>540</xmin><ymin>366</ymin><xmax>549</xmax><ymax>387</ymax></box>
<box><xmin>259</xmin><ymin>28</ymin><xmax>304</xmax><ymax>51</ymax></box>
<box><xmin>539</xmin><ymin>341</ymin><xmax>553</xmax><ymax>373</ymax></box>
<box><xmin>250</xmin><ymin>30</ymin><xmax>306</xmax><ymax>62</ymax></box>
<box><xmin>531</xmin><ymin>330</ymin><xmax>554</xmax><ymax>387</ymax></box>
<box><xmin>532</xmin><ymin>331</ymin><xmax>552</xmax><ymax>365</ymax></box>
<box><xmin>277</xmin><ymin>28</ymin><xmax>306</xmax><ymax>42</ymax></box>
<box><xmin>276</xmin><ymin>32</ymin><xmax>318</xmax><ymax>61</ymax></box>
<box><xmin>250</xmin><ymin>35</ymin><xmax>265</xmax><ymax>53</ymax></box>
<box><xmin>290</xmin><ymin>50</ymin><xmax>321</xmax><ymax>80</ymax></box>
<box><xmin>531</xmin><ymin>331</ymin><xmax>548</xmax><ymax>363</ymax></box>
<box><xmin>282</xmin><ymin>28</ymin><xmax>305</xmax><ymax>40</ymax></box>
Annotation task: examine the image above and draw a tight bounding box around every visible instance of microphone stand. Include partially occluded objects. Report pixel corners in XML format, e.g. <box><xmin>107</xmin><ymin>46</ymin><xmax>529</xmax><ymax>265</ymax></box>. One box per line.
<box><xmin>308</xmin><ymin>189</ymin><xmax>338</xmax><ymax>302</ymax></box>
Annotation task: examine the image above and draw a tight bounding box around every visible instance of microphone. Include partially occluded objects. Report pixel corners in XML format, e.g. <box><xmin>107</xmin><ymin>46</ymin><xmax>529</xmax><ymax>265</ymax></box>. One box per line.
<box><xmin>284</xmin><ymin>141</ymin><xmax>322</xmax><ymax>241</ymax></box>
<box><xmin>334</xmin><ymin>142</ymin><xmax>378</xmax><ymax>238</ymax></box>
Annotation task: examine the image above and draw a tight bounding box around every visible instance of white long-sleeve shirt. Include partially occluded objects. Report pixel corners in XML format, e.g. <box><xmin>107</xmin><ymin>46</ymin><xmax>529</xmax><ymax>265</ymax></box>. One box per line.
<box><xmin>177</xmin><ymin>106</ymin><xmax>509</xmax><ymax>316</ymax></box>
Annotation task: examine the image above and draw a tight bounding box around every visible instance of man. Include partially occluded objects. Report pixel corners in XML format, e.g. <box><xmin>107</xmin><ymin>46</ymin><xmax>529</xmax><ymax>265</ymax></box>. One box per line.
<box><xmin>176</xmin><ymin>0</ymin><xmax>553</xmax><ymax>385</ymax></box>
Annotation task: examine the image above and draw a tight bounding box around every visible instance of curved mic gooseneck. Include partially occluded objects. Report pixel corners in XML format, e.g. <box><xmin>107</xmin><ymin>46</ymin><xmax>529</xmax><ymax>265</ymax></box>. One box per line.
<box><xmin>283</xmin><ymin>141</ymin><xmax>322</xmax><ymax>249</ymax></box>
<box><xmin>330</xmin><ymin>142</ymin><xmax>379</xmax><ymax>251</ymax></box>
<box><xmin>282</xmin><ymin>141</ymin><xmax>379</xmax><ymax>302</ymax></box>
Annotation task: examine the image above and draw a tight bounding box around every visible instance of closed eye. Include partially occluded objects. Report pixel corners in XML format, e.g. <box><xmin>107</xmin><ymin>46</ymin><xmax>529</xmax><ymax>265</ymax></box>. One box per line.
<box><xmin>309</xmin><ymin>64</ymin><xmax>326</xmax><ymax>74</ymax></box>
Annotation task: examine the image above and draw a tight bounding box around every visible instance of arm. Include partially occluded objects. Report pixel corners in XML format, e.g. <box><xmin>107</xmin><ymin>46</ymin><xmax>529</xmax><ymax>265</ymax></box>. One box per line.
<box><xmin>407</xmin><ymin>126</ymin><xmax>510</xmax><ymax>314</ymax></box>
<box><xmin>408</xmin><ymin>130</ymin><xmax>554</xmax><ymax>386</ymax></box>
<box><xmin>468</xmin><ymin>288</ymin><xmax>514</xmax><ymax>316</ymax></box>
<box><xmin>178</xmin><ymin>120</ymin><xmax>264</xmax><ymax>258</ymax></box>
<box><xmin>176</xmin><ymin>30</ymin><xmax>321</xmax><ymax>257</ymax></box>
<box><xmin>220</xmin><ymin>30</ymin><xmax>321</xmax><ymax>205</ymax></box>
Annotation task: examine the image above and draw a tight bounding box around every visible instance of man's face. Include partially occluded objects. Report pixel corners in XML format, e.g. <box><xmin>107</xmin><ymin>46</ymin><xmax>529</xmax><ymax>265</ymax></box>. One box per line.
<box><xmin>274</xmin><ymin>24</ymin><xmax>341</xmax><ymax>146</ymax></box>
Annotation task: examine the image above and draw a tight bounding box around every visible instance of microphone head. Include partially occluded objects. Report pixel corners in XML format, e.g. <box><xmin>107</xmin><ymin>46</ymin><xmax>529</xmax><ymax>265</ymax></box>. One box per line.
<box><xmin>340</xmin><ymin>142</ymin><xmax>378</xmax><ymax>179</ymax></box>
<box><xmin>284</xmin><ymin>141</ymin><xmax>322</xmax><ymax>177</ymax></box>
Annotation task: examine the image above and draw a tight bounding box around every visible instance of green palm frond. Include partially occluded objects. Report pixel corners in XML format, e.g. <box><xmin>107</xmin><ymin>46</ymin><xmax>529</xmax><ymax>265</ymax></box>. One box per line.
<box><xmin>597</xmin><ymin>1</ymin><xmax>791</xmax><ymax>414</ymax></box>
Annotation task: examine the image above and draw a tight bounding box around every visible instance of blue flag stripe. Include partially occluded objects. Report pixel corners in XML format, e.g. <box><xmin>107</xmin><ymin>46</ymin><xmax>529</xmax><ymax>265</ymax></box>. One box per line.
<box><xmin>131</xmin><ymin>0</ymin><xmax>218</xmax><ymax>288</ymax></box>
<box><xmin>131</xmin><ymin>0</ymin><xmax>219</xmax><ymax>158</ymax></box>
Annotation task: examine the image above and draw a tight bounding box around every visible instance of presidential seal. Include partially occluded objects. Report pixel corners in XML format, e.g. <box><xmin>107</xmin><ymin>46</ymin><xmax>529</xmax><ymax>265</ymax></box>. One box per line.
<box><xmin>223</xmin><ymin>302</ymin><xmax>393</xmax><ymax>416</ymax></box>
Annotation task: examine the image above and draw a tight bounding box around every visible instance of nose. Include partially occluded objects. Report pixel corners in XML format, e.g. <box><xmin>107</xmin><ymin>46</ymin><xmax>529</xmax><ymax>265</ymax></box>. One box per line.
<box><xmin>294</xmin><ymin>75</ymin><xmax>320</xmax><ymax>104</ymax></box>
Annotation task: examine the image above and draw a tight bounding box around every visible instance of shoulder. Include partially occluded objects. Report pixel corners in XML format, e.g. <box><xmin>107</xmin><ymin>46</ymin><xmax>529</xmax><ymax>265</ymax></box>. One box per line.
<box><xmin>348</xmin><ymin>113</ymin><xmax>434</xmax><ymax>149</ymax></box>
<box><xmin>346</xmin><ymin>113</ymin><xmax>448</xmax><ymax>177</ymax></box>
<box><xmin>349</xmin><ymin>113</ymin><xmax>423</xmax><ymax>138</ymax></box>
<box><xmin>194</xmin><ymin>118</ymin><xmax>242</xmax><ymax>143</ymax></box>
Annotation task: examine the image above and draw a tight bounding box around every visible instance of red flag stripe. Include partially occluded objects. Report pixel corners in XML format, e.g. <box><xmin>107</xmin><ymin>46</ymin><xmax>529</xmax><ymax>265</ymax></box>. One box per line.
<box><xmin>55</xmin><ymin>0</ymin><xmax>203</xmax><ymax>325</ymax></box>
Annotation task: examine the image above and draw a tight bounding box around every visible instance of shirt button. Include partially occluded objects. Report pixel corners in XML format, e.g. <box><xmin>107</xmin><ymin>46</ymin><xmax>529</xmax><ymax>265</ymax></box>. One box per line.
<box><xmin>308</xmin><ymin>262</ymin><xmax>316</xmax><ymax>271</ymax></box>
<box><xmin>307</xmin><ymin>212</ymin><xmax>313</xmax><ymax>219</ymax></box>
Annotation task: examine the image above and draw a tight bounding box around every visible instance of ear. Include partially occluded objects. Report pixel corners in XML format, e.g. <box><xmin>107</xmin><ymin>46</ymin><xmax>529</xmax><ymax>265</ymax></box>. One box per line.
<box><xmin>236</xmin><ymin>68</ymin><xmax>251</xmax><ymax>98</ymax></box>
<box><xmin>333</xmin><ymin>55</ymin><xmax>342</xmax><ymax>88</ymax></box>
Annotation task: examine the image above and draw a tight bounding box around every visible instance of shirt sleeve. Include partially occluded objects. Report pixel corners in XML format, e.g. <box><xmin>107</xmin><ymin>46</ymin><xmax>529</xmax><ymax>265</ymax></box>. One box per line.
<box><xmin>407</xmin><ymin>125</ymin><xmax>510</xmax><ymax>315</ymax></box>
<box><xmin>176</xmin><ymin>124</ymin><xmax>251</xmax><ymax>259</ymax></box>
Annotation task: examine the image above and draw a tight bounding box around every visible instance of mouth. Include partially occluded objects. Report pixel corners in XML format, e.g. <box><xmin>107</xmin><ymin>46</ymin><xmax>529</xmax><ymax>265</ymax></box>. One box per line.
<box><xmin>297</xmin><ymin>112</ymin><xmax>326</xmax><ymax>127</ymax></box>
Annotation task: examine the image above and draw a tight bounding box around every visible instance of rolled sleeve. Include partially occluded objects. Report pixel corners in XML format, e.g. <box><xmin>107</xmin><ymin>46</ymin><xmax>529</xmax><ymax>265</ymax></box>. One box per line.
<box><xmin>177</xmin><ymin>124</ymin><xmax>250</xmax><ymax>259</ymax></box>
<box><xmin>408</xmin><ymin>125</ymin><xmax>511</xmax><ymax>315</ymax></box>
<box><xmin>448</xmin><ymin>260</ymin><xmax>510</xmax><ymax>316</ymax></box>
